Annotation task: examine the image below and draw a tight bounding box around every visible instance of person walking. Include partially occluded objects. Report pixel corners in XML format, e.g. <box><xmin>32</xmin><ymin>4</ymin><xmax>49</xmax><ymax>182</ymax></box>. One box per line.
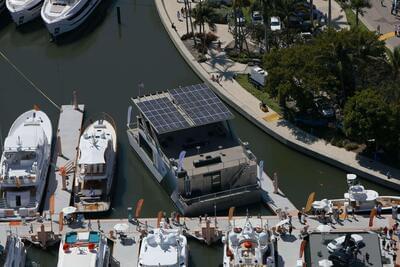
<box><xmin>288</xmin><ymin>224</ymin><xmax>293</xmax><ymax>236</ymax></box>
<box><xmin>377</xmin><ymin>204</ymin><xmax>383</xmax><ymax>218</ymax></box>
<box><xmin>177</xmin><ymin>10</ymin><xmax>181</xmax><ymax>21</ymax></box>
<box><xmin>366</xmin><ymin>253</ymin><xmax>370</xmax><ymax>264</ymax></box>
<box><xmin>298</xmin><ymin>210</ymin><xmax>303</xmax><ymax>224</ymax></box>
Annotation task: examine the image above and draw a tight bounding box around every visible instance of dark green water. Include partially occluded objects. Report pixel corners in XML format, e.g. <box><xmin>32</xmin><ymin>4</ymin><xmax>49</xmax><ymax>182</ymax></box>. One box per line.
<box><xmin>0</xmin><ymin>0</ymin><xmax>398</xmax><ymax>266</ymax></box>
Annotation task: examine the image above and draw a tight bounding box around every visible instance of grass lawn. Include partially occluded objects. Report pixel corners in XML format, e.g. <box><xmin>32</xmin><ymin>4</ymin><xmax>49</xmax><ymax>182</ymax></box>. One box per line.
<box><xmin>342</xmin><ymin>6</ymin><xmax>370</xmax><ymax>32</ymax></box>
<box><xmin>235</xmin><ymin>74</ymin><xmax>283</xmax><ymax>115</ymax></box>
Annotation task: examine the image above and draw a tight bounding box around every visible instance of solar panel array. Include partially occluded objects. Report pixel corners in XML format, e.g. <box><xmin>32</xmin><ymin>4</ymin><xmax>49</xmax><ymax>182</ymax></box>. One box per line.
<box><xmin>170</xmin><ymin>84</ymin><xmax>234</xmax><ymax>126</ymax></box>
<box><xmin>136</xmin><ymin>97</ymin><xmax>190</xmax><ymax>134</ymax></box>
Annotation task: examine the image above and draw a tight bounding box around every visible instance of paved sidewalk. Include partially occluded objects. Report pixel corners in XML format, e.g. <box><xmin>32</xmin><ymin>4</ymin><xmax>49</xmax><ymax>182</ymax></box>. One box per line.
<box><xmin>357</xmin><ymin>0</ymin><xmax>400</xmax><ymax>49</ymax></box>
<box><xmin>158</xmin><ymin>0</ymin><xmax>400</xmax><ymax>190</ymax></box>
<box><xmin>314</xmin><ymin>0</ymin><xmax>350</xmax><ymax>29</ymax></box>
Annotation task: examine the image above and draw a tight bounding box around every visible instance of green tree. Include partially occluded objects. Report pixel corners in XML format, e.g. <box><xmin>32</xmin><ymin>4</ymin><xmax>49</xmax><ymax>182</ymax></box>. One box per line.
<box><xmin>192</xmin><ymin>2</ymin><xmax>216</xmax><ymax>54</ymax></box>
<box><xmin>343</xmin><ymin>89</ymin><xmax>394</xmax><ymax>149</ymax></box>
<box><xmin>348</xmin><ymin>0</ymin><xmax>371</xmax><ymax>27</ymax></box>
<box><xmin>386</xmin><ymin>46</ymin><xmax>400</xmax><ymax>80</ymax></box>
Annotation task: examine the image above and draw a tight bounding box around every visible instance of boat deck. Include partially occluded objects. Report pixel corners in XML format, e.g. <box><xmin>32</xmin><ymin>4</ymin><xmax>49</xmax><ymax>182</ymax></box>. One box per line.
<box><xmin>43</xmin><ymin>105</ymin><xmax>85</xmax><ymax>217</ymax></box>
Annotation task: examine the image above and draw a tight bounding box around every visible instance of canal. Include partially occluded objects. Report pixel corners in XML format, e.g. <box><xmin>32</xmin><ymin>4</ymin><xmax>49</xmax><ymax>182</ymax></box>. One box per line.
<box><xmin>0</xmin><ymin>0</ymin><xmax>398</xmax><ymax>266</ymax></box>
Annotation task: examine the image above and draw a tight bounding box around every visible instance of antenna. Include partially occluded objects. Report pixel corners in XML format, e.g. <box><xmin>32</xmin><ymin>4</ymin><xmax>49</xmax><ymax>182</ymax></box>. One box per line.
<box><xmin>138</xmin><ymin>82</ymin><xmax>144</xmax><ymax>100</ymax></box>
<box><xmin>127</xmin><ymin>106</ymin><xmax>132</xmax><ymax>128</ymax></box>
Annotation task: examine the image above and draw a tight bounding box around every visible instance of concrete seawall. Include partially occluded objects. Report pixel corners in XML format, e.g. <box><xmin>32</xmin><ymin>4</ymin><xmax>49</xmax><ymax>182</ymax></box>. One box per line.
<box><xmin>155</xmin><ymin>0</ymin><xmax>400</xmax><ymax>190</ymax></box>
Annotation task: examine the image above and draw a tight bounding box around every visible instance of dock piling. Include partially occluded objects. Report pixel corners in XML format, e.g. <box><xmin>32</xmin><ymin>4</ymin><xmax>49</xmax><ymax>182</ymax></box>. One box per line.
<box><xmin>117</xmin><ymin>7</ymin><xmax>121</xmax><ymax>25</ymax></box>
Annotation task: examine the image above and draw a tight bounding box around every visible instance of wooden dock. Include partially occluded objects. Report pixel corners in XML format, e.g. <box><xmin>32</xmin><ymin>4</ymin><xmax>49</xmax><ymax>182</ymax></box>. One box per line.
<box><xmin>43</xmin><ymin>105</ymin><xmax>85</xmax><ymax>217</ymax></box>
<box><xmin>259</xmin><ymin>167</ymin><xmax>298</xmax><ymax>214</ymax></box>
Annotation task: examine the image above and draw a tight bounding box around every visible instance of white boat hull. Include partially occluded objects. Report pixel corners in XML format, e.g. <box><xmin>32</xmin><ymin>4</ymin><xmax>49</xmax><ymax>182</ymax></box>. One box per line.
<box><xmin>0</xmin><ymin>110</ymin><xmax>52</xmax><ymax>221</ymax></box>
<box><xmin>6</xmin><ymin>0</ymin><xmax>42</xmax><ymax>25</ymax></box>
<box><xmin>41</xmin><ymin>0</ymin><xmax>101</xmax><ymax>36</ymax></box>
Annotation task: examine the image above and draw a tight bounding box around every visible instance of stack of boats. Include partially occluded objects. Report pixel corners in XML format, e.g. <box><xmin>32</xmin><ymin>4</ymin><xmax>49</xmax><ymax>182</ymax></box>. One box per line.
<box><xmin>2</xmin><ymin>0</ymin><xmax>103</xmax><ymax>37</ymax></box>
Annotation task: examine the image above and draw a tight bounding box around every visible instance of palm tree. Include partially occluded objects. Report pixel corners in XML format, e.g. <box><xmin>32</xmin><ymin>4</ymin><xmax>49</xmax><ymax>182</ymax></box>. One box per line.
<box><xmin>192</xmin><ymin>1</ymin><xmax>216</xmax><ymax>54</ymax></box>
<box><xmin>387</xmin><ymin>47</ymin><xmax>400</xmax><ymax>80</ymax></box>
<box><xmin>349</xmin><ymin>0</ymin><xmax>371</xmax><ymax>27</ymax></box>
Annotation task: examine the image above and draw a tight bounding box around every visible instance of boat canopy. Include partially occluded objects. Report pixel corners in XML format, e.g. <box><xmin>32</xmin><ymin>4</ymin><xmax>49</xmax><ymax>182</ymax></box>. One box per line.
<box><xmin>78</xmin><ymin>135</ymin><xmax>108</xmax><ymax>165</ymax></box>
<box><xmin>4</xmin><ymin>127</ymin><xmax>45</xmax><ymax>151</ymax></box>
<box><xmin>133</xmin><ymin>84</ymin><xmax>234</xmax><ymax>134</ymax></box>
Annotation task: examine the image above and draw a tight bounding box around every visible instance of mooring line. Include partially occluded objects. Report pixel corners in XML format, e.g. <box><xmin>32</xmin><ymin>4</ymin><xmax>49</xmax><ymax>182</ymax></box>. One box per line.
<box><xmin>0</xmin><ymin>50</ymin><xmax>61</xmax><ymax>111</ymax></box>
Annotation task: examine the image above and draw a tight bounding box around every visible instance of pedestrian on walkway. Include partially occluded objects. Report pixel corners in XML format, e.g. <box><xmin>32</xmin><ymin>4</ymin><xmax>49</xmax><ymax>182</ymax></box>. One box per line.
<box><xmin>377</xmin><ymin>203</ymin><xmax>383</xmax><ymax>218</ymax></box>
<box><xmin>298</xmin><ymin>210</ymin><xmax>303</xmax><ymax>224</ymax></box>
<box><xmin>181</xmin><ymin>7</ymin><xmax>185</xmax><ymax>18</ymax></box>
<box><xmin>366</xmin><ymin>253</ymin><xmax>370</xmax><ymax>264</ymax></box>
<box><xmin>381</xmin><ymin>0</ymin><xmax>385</xmax><ymax>6</ymax></box>
<box><xmin>392</xmin><ymin>2</ymin><xmax>395</xmax><ymax>14</ymax></box>
<box><xmin>172</xmin><ymin>23</ymin><xmax>177</xmax><ymax>31</ymax></box>
<box><xmin>177</xmin><ymin>11</ymin><xmax>181</xmax><ymax>21</ymax></box>
<box><xmin>289</xmin><ymin>224</ymin><xmax>293</xmax><ymax>236</ymax></box>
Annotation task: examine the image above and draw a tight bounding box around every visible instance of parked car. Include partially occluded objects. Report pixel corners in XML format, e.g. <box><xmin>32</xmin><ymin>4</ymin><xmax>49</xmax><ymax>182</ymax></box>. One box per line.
<box><xmin>327</xmin><ymin>234</ymin><xmax>363</xmax><ymax>253</ymax></box>
<box><xmin>314</xmin><ymin>98</ymin><xmax>335</xmax><ymax>118</ymax></box>
<box><xmin>252</xmin><ymin>11</ymin><xmax>263</xmax><ymax>24</ymax></box>
<box><xmin>270</xmin><ymin>16</ymin><xmax>282</xmax><ymax>31</ymax></box>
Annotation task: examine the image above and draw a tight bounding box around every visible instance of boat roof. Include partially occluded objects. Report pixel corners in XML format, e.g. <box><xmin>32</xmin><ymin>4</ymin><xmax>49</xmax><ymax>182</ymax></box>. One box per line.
<box><xmin>132</xmin><ymin>84</ymin><xmax>234</xmax><ymax>134</ymax></box>
<box><xmin>4</xmin><ymin>127</ymin><xmax>45</xmax><ymax>151</ymax></box>
<box><xmin>139</xmin><ymin>228</ymin><xmax>185</xmax><ymax>266</ymax></box>
<box><xmin>78</xmin><ymin>134</ymin><xmax>108</xmax><ymax>165</ymax></box>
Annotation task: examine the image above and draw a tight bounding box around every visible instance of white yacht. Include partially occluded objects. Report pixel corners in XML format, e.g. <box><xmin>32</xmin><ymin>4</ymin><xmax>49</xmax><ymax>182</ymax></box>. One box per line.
<box><xmin>222</xmin><ymin>217</ymin><xmax>275</xmax><ymax>267</ymax></box>
<box><xmin>127</xmin><ymin>84</ymin><xmax>261</xmax><ymax>215</ymax></box>
<box><xmin>4</xmin><ymin>234</ymin><xmax>26</xmax><ymax>267</ymax></box>
<box><xmin>0</xmin><ymin>109</ymin><xmax>52</xmax><ymax>221</ymax></box>
<box><xmin>312</xmin><ymin>174</ymin><xmax>400</xmax><ymax>214</ymax></box>
<box><xmin>6</xmin><ymin>0</ymin><xmax>43</xmax><ymax>25</ymax></box>
<box><xmin>138</xmin><ymin>220</ymin><xmax>188</xmax><ymax>267</ymax></box>
<box><xmin>73</xmin><ymin>118</ymin><xmax>117</xmax><ymax>213</ymax></box>
<box><xmin>57</xmin><ymin>231</ymin><xmax>110</xmax><ymax>267</ymax></box>
<box><xmin>41</xmin><ymin>0</ymin><xmax>102</xmax><ymax>37</ymax></box>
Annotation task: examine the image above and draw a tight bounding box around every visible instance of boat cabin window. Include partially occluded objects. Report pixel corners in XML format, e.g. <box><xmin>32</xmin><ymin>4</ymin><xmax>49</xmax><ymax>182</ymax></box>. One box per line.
<box><xmin>205</xmin><ymin>171</ymin><xmax>222</xmax><ymax>192</ymax></box>
<box><xmin>139</xmin><ymin>134</ymin><xmax>153</xmax><ymax>160</ymax></box>
<box><xmin>16</xmin><ymin>195</ymin><xmax>21</xmax><ymax>207</ymax></box>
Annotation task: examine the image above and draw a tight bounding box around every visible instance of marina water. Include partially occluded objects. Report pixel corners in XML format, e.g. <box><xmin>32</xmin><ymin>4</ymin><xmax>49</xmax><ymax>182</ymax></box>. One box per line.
<box><xmin>0</xmin><ymin>0</ymin><xmax>398</xmax><ymax>265</ymax></box>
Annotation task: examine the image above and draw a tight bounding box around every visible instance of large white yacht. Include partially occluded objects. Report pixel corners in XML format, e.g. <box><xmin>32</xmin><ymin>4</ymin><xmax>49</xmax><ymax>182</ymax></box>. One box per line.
<box><xmin>4</xmin><ymin>234</ymin><xmax>26</xmax><ymax>267</ymax></box>
<box><xmin>0</xmin><ymin>109</ymin><xmax>52</xmax><ymax>221</ymax></box>
<box><xmin>138</xmin><ymin>220</ymin><xmax>188</xmax><ymax>267</ymax></box>
<box><xmin>222</xmin><ymin>217</ymin><xmax>275</xmax><ymax>267</ymax></box>
<box><xmin>57</xmin><ymin>231</ymin><xmax>110</xmax><ymax>267</ymax></box>
<box><xmin>127</xmin><ymin>84</ymin><xmax>261</xmax><ymax>215</ymax></box>
<box><xmin>41</xmin><ymin>0</ymin><xmax>102</xmax><ymax>37</ymax></box>
<box><xmin>73</xmin><ymin>118</ymin><xmax>117</xmax><ymax>213</ymax></box>
<box><xmin>6</xmin><ymin>0</ymin><xmax>43</xmax><ymax>25</ymax></box>
<box><xmin>312</xmin><ymin>174</ymin><xmax>400</xmax><ymax>214</ymax></box>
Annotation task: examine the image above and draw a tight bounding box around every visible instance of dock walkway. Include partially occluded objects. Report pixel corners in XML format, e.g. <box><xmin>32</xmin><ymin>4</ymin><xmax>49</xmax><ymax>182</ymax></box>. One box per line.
<box><xmin>0</xmin><ymin>214</ymin><xmax>394</xmax><ymax>266</ymax></box>
<box><xmin>259</xmin><ymin>170</ymin><xmax>297</xmax><ymax>214</ymax></box>
<box><xmin>43</xmin><ymin>105</ymin><xmax>85</xmax><ymax>216</ymax></box>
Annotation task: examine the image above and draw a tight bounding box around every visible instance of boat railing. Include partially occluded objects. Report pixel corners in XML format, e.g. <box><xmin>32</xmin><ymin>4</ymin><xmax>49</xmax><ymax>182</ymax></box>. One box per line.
<box><xmin>183</xmin><ymin>157</ymin><xmax>250</xmax><ymax>177</ymax></box>
<box><xmin>180</xmin><ymin>183</ymin><xmax>259</xmax><ymax>205</ymax></box>
<box><xmin>0</xmin><ymin>175</ymin><xmax>37</xmax><ymax>186</ymax></box>
<box><xmin>238</xmin><ymin>138</ymin><xmax>257</xmax><ymax>162</ymax></box>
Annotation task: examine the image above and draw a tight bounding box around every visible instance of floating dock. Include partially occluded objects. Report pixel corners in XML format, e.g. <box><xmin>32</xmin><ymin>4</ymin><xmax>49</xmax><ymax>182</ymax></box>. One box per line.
<box><xmin>43</xmin><ymin>104</ymin><xmax>85</xmax><ymax>217</ymax></box>
<box><xmin>259</xmin><ymin>168</ymin><xmax>297</xmax><ymax>214</ymax></box>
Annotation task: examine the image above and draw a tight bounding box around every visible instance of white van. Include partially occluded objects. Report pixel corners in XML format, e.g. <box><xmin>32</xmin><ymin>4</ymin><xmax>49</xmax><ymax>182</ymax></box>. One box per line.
<box><xmin>249</xmin><ymin>66</ymin><xmax>268</xmax><ymax>87</ymax></box>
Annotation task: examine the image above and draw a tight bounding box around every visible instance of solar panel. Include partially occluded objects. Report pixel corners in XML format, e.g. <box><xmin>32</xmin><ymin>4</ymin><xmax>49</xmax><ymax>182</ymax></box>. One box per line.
<box><xmin>136</xmin><ymin>97</ymin><xmax>190</xmax><ymax>134</ymax></box>
<box><xmin>170</xmin><ymin>84</ymin><xmax>234</xmax><ymax>126</ymax></box>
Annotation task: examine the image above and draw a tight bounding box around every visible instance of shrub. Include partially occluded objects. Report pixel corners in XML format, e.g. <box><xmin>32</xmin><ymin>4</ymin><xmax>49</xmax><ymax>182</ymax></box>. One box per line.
<box><xmin>345</xmin><ymin>142</ymin><xmax>359</xmax><ymax>151</ymax></box>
